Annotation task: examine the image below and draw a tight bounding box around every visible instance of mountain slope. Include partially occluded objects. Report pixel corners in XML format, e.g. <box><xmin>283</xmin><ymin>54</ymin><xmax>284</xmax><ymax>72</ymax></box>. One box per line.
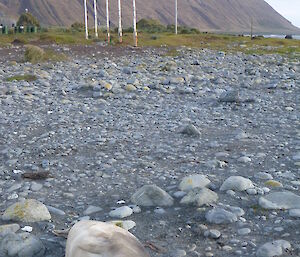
<box><xmin>0</xmin><ymin>0</ymin><xmax>299</xmax><ymax>34</ymax></box>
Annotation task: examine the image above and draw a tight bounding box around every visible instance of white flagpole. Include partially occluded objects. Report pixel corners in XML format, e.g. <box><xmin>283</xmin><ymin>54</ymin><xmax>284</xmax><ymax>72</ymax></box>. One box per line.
<box><xmin>94</xmin><ymin>0</ymin><xmax>98</xmax><ymax>38</ymax></box>
<box><xmin>175</xmin><ymin>0</ymin><xmax>178</xmax><ymax>34</ymax></box>
<box><xmin>84</xmin><ymin>0</ymin><xmax>88</xmax><ymax>39</ymax></box>
<box><xmin>118</xmin><ymin>0</ymin><xmax>123</xmax><ymax>43</ymax></box>
<box><xmin>133</xmin><ymin>0</ymin><xmax>137</xmax><ymax>47</ymax></box>
<box><xmin>106</xmin><ymin>0</ymin><xmax>110</xmax><ymax>43</ymax></box>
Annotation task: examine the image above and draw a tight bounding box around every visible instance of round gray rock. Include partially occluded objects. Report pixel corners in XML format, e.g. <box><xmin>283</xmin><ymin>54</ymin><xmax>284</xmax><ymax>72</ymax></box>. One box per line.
<box><xmin>259</xmin><ymin>191</ymin><xmax>300</xmax><ymax>210</ymax></box>
<box><xmin>180</xmin><ymin>124</ymin><xmax>201</xmax><ymax>137</ymax></box>
<box><xmin>205</xmin><ymin>208</ymin><xmax>238</xmax><ymax>224</ymax></box>
<box><xmin>131</xmin><ymin>185</ymin><xmax>174</xmax><ymax>206</ymax></box>
<box><xmin>179</xmin><ymin>174</ymin><xmax>210</xmax><ymax>191</ymax></box>
<box><xmin>220</xmin><ymin>176</ymin><xmax>254</xmax><ymax>192</ymax></box>
<box><xmin>0</xmin><ymin>232</ymin><xmax>45</xmax><ymax>257</ymax></box>
<box><xmin>109</xmin><ymin>206</ymin><xmax>133</xmax><ymax>219</ymax></box>
<box><xmin>256</xmin><ymin>240</ymin><xmax>291</xmax><ymax>257</ymax></box>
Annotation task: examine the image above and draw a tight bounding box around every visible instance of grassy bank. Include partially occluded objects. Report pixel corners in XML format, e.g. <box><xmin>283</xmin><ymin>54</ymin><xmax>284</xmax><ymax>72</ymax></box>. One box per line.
<box><xmin>0</xmin><ymin>27</ymin><xmax>299</xmax><ymax>56</ymax></box>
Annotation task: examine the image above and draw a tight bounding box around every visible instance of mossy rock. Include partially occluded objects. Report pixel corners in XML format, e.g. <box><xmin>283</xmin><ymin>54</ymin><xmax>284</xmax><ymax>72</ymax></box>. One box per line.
<box><xmin>108</xmin><ymin>220</ymin><xmax>136</xmax><ymax>231</ymax></box>
<box><xmin>264</xmin><ymin>180</ymin><xmax>283</xmax><ymax>187</ymax></box>
<box><xmin>125</xmin><ymin>84</ymin><xmax>137</xmax><ymax>91</ymax></box>
<box><xmin>2</xmin><ymin>199</ymin><xmax>51</xmax><ymax>222</ymax></box>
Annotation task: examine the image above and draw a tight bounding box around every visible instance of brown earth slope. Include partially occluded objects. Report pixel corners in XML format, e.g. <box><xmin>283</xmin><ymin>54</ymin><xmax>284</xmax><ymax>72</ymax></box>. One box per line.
<box><xmin>0</xmin><ymin>0</ymin><xmax>299</xmax><ymax>34</ymax></box>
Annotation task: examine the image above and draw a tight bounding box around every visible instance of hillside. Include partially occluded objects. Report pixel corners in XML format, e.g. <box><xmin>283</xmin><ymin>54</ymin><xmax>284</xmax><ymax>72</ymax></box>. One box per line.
<box><xmin>0</xmin><ymin>0</ymin><xmax>299</xmax><ymax>34</ymax></box>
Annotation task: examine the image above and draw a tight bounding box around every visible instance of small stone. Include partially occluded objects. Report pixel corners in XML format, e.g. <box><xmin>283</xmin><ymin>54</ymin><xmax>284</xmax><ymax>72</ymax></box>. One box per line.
<box><xmin>7</xmin><ymin>183</ymin><xmax>22</xmax><ymax>193</ymax></box>
<box><xmin>289</xmin><ymin>209</ymin><xmax>300</xmax><ymax>218</ymax></box>
<box><xmin>237</xmin><ymin>156</ymin><xmax>252</xmax><ymax>163</ymax></box>
<box><xmin>63</xmin><ymin>192</ymin><xmax>75</xmax><ymax>199</ymax></box>
<box><xmin>154</xmin><ymin>207</ymin><xmax>166</xmax><ymax>214</ymax></box>
<box><xmin>274</xmin><ymin>227</ymin><xmax>284</xmax><ymax>232</ymax></box>
<box><xmin>247</xmin><ymin>188</ymin><xmax>257</xmax><ymax>195</ymax></box>
<box><xmin>264</xmin><ymin>180</ymin><xmax>283</xmax><ymax>188</ymax></box>
<box><xmin>218</xmin><ymin>90</ymin><xmax>240</xmax><ymax>103</ymax></box>
<box><xmin>2</xmin><ymin>199</ymin><xmax>51</xmax><ymax>222</ymax></box>
<box><xmin>21</xmin><ymin>226</ymin><xmax>33</xmax><ymax>232</ymax></box>
<box><xmin>83</xmin><ymin>206</ymin><xmax>103</xmax><ymax>215</ymax></box>
<box><xmin>109</xmin><ymin>206</ymin><xmax>133</xmax><ymax>218</ymax></box>
<box><xmin>256</xmin><ymin>240</ymin><xmax>291</xmax><ymax>257</ymax></box>
<box><xmin>30</xmin><ymin>182</ymin><xmax>43</xmax><ymax>191</ymax></box>
<box><xmin>129</xmin><ymin>205</ymin><xmax>141</xmax><ymax>213</ymax></box>
<box><xmin>179</xmin><ymin>174</ymin><xmax>210</xmax><ymax>191</ymax></box>
<box><xmin>46</xmin><ymin>206</ymin><xmax>66</xmax><ymax>216</ymax></box>
<box><xmin>227</xmin><ymin>206</ymin><xmax>245</xmax><ymax>217</ymax></box>
<box><xmin>204</xmin><ymin>229</ymin><xmax>221</xmax><ymax>239</ymax></box>
<box><xmin>180</xmin><ymin>188</ymin><xmax>218</xmax><ymax>207</ymax></box>
<box><xmin>125</xmin><ymin>84</ymin><xmax>137</xmax><ymax>91</ymax></box>
<box><xmin>170</xmin><ymin>249</ymin><xmax>186</xmax><ymax>257</ymax></box>
<box><xmin>235</xmin><ymin>131</ymin><xmax>250</xmax><ymax>140</ymax></box>
<box><xmin>180</xmin><ymin>124</ymin><xmax>201</xmax><ymax>137</ymax></box>
<box><xmin>220</xmin><ymin>176</ymin><xmax>254</xmax><ymax>192</ymax></box>
<box><xmin>173</xmin><ymin>191</ymin><xmax>187</xmax><ymax>198</ymax></box>
<box><xmin>237</xmin><ymin>228</ymin><xmax>251</xmax><ymax>235</ymax></box>
<box><xmin>131</xmin><ymin>185</ymin><xmax>174</xmax><ymax>207</ymax></box>
<box><xmin>0</xmin><ymin>224</ymin><xmax>20</xmax><ymax>235</ymax></box>
<box><xmin>255</xmin><ymin>172</ymin><xmax>273</xmax><ymax>180</ymax></box>
<box><xmin>108</xmin><ymin>220</ymin><xmax>136</xmax><ymax>231</ymax></box>
<box><xmin>206</xmin><ymin>208</ymin><xmax>238</xmax><ymax>224</ymax></box>
<box><xmin>122</xmin><ymin>67</ymin><xmax>133</xmax><ymax>74</ymax></box>
<box><xmin>227</xmin><ymin>190</ymin><xmax>236</xmax><ymax>196</ymax></box>
<box><xmin>222</xmin><ymin>245</ymin><xmax>232</xmax><ymax>251</ymax></box>
<box><xmin>292</xmin><ymin>153</ymin><xmax>300</xmax><ymax>161</ymax></box>
<box><xmin>104</xmin><ymin>83</ymin><xmax>112</xmax><ymax>90</ymax></box>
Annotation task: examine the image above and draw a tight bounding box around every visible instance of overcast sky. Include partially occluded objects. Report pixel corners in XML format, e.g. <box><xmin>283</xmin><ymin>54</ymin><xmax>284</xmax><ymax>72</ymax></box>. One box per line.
<box><xmin>265</xmin><ymin>0</ymin><xmax>300</xmax><ymax>28</ymax></box>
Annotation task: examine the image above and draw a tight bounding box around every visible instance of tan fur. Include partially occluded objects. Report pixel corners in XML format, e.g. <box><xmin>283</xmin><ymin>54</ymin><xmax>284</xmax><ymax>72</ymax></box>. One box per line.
<box><xmin>66</xmin><ymin>220</ymin><xmax>150</xmax><ymax>257</ymax></box>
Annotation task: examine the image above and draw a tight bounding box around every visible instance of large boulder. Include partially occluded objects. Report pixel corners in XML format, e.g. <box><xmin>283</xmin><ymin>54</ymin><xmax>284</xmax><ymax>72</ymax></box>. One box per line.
<box><xmin>65</xmin><ymin>221</ymin><xmax>150</xmax><ymax>257</ymax></box>
<box><xmin>2</xmin><ymin>199</ymin><xmax>51</xmax><ymax>222</ymax></box>
<box><xmin>259</xmin><ymin>191</ymin><xmax>300</xmax><ymax>210</ymax></box>
<box><xmin>220</xmin><ymin>176</ymin><xmax>254</xmax><ymax>192</ymax></box>
<box><xmin>0</xmin><ymin>232</ymin><xmax>45</xmax><ymax>257</ymax></box>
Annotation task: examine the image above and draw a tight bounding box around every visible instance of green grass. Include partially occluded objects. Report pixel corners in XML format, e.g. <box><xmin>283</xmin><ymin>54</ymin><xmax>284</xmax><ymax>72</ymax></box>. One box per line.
<box><xmin>6</xmin><ymin>74</ymin><xmax>37</xmax><ymax>82</ymax></box>
<box><xmin>0</xmin><ymin>28</ymin><xmax>299</xmax><ymax>57</ymax></box>
<box><xmin>122</xmin><ymin>32</ymin><xmax>300</xmax><ymax>56</ymax></box>
<box><xmin>0</xmin><ymin>28</ymin><xmax>95</xmax><ymax>46</ymax></box>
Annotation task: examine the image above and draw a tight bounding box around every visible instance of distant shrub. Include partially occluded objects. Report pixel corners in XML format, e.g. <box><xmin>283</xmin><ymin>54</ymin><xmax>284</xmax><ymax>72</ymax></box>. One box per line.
<box><xmin>177</xmin><ymin>26</ymin><xmax>200</xmax><ymax>34</ymax></box>
<box><xmin>25</xmin><ymin>45</ymin><xmax>45</xmax><ymax>63</ymax></box>
<box><xmin>71</xmin><ymin>22</ymin><xmax>85</xmax><ymax>32</ymax></box>
<box><xmin>123</xmin><ymin>27</ymin><xmax>134</xmax><ymax>33</ymax></box>
<box><xmin>24</xmin><ymin>44</ymin><xmax>67</xmax><ymax>63</ymax></box>
<box><xmin>122</xmin><ymin>19</ymin><xmax>200</xmax><ymax>34</ymax></box>
<box><xmin>17</xmin><ymin>12</ymin><xmax>40</xmax><ymax>27</ymax></box>
<box><xmin>137</xmin><ymin>19</ymin><xmax>166</xmax><ymax>33</ymax></box>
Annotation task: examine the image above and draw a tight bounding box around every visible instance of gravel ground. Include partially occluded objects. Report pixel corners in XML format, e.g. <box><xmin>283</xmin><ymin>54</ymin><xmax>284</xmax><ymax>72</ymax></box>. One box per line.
<box><xmin>0</xmin><ymin>43</ymin><xmax>299</xmax><ymax>257</ymax></box>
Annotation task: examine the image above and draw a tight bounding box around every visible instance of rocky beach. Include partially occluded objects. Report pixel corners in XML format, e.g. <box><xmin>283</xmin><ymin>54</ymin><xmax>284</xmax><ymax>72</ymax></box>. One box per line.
<box><xmin>0</xmin><ymin>43</ymin><xmax>299</xmax><ymax>257</ymax></box>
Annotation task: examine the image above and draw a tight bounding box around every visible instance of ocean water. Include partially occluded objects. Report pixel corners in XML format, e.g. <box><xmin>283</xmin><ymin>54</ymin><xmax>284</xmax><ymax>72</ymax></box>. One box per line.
<box><xmin>263</xmin><ymin>35</ymin><xmax>300</xmax><ymax>40</ymax></box>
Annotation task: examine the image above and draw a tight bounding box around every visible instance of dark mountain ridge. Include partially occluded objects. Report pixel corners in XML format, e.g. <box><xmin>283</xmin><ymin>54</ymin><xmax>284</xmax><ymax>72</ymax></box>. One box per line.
<box><xmin>0</xmin><ymin>0</ymin><xmax>299</xmax><ymax>34</ymax></box>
